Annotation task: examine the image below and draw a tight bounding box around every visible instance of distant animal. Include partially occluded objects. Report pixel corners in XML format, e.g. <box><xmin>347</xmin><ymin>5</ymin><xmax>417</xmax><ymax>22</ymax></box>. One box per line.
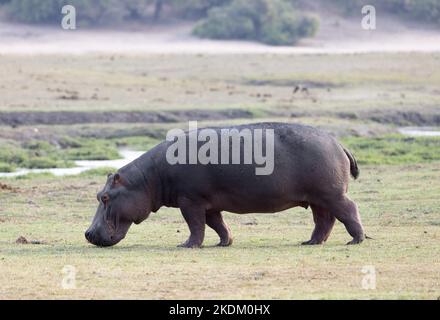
<box><xmin>85</xmin><ymin>122</ymin><xmax>365</xmax><ymax>248</ymax></box>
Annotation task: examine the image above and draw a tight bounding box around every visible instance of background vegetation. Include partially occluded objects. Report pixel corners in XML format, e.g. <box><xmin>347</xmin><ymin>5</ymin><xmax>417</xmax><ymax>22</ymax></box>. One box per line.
<box><xmin>330</xmin><ymin>0</ymin><xmax>440</xmax><ymax>24</ymax></box>
<box><xmin>193</xmin><ymin>0</ymin><xmax>318</xmax><ymax>45</ymax></box>
<box><xmin>1</xmin><ymin>0</ymin><xmax>439</xmax><ymax>45</ymax></box>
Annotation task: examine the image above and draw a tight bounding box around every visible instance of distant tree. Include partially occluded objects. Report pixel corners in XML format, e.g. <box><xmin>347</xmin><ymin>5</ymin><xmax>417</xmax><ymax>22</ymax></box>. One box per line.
<box><xmin>3</xmin><ymin>0</ymin><xmax>155</xmax><ymax>25</ymax></box>
<box><xmin>2</xmin><ymin>0</ymin><xmax>440</xmax><ymax>26</ymax></box>
<box><xmin>407</xmin><ymin>0</ymin><xmax>440</xmax><ymax>24</ymax></box>
<box><xmin>193</xmin><ymin>0</ymin><xmax>319</xmax><ymax>45</ymax></box>
<box><xmin>153</xmin><ymin>0</ymin><xmax>164</xmax><ymax>21</ymax></box>
<box><xmin>172</xmin><ymin>0</ymin><xmax>232</xmax><ymax>19</ymax></box>
<box><xmin>325</xmin><ymin>0</ymin><xmax>440</xmax><ymax>24</ymax></box>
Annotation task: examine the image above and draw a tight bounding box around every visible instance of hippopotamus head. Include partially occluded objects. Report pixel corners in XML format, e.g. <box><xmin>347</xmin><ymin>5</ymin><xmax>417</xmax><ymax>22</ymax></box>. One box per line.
<box><xmin>85</xmin><ymin>172</ymin><xmax>152</xmax><ymax>247</ymax></box>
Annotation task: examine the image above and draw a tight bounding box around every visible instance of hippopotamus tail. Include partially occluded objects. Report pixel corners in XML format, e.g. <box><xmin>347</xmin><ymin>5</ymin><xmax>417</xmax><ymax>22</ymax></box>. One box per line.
<box><xmin>342</xmin><ymin>146</ymin><xmax>359</xmax><ymax>180</ymax></box>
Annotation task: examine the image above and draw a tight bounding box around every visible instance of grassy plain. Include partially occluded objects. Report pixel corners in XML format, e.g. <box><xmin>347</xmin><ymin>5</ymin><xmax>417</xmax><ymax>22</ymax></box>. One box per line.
<box><xmin>0</xmin><ymin>53</ymin><xmax>439</xmax><ymax>299</ymax></box>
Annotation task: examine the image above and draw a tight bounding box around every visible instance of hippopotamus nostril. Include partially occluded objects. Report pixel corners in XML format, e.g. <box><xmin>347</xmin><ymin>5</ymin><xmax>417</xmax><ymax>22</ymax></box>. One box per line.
<box><xmin>85</xmin><ymin>230</ymin><xmax>92</xmax><ymax>242</ymax></box>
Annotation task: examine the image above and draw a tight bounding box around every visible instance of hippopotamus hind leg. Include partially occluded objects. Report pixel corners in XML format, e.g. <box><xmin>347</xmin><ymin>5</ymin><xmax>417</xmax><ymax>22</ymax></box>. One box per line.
<box><xmin>302</xmin><ymin>205</ymin><xmax>335</xmax><ymax>245</ymax></box>
<box><xmin>206</xmin><ymin>211</ymin><xmax>233</xmax><ymax>247</ymax></box>
<box><xmin>328</xmin><ymin>196</ymin><xmax>365</xmax><ymax>245</ymax></box>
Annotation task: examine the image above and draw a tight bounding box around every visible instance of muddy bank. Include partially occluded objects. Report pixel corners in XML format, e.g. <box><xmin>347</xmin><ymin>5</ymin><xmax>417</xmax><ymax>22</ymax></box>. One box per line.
<box><xmin>0</xmin><ymin>182</ymin><xmax>19</xmax><ymax>192</ymax></box>
<box><xmin>1</xmin><ymin>109</ymin><xmax>440</xmax><ymax>128</ymax></box>
<box><xmin>364</xmin><ymin>110</ymin><xmax>440</xmax><ymax>126</ymax></box>
<box><xmin>287</xmin><ymin>110</ymin><xmax>440</xmax><ymax>127</ymax></box>
<box><xmin>0</xmin><ymin>109</ymin><xmax>253</xmax><ymax>126</ymax></box>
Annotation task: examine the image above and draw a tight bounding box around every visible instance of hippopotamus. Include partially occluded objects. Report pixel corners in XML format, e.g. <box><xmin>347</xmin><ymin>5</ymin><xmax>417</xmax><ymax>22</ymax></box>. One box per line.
<box><xmin>85</xmin><ymin>122</ymin><xmax>365</xmax><ymax>248</ymax></box>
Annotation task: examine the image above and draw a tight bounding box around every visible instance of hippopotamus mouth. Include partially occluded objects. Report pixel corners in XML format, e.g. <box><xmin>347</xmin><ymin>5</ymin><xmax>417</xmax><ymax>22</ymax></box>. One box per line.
<box><xmin>85</xmin><ymin>171</ymin><xmax>152</xmax><ymax>248</ymax></box>
<box><xmin>85</xmin><ymin>228</ymin><xmax>125</xmax><ymax>247</ymax></box>
<box><xmin>85</xmin><ymin>204</ymin><xmax>132</xmax><ymax>247</ymax></box>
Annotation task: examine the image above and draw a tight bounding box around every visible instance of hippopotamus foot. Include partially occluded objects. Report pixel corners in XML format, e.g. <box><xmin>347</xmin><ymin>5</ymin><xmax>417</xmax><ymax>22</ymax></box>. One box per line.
<box><xmin>206</xmin><ymin>211</ymin><xmax>233</xmax><ymax>247</ymax></box>
<box><xmin>346</xmin><ymin>236</ymin><xmax>365</xmax><ymax>245</ymax></box>
<box><xmin>301</xmin><ymin>239</ymin><xmax>323</xmax><ymax>245</ymax></box>
<box><xmin>177</xmin><ymin>239</ymin><xmax>203</xmax><ymax>248</ymax></box>
<box><xmin>328</xmin><ymin>196</ymin><xmax>365</xmax><ymax>245</ymax></box>
<box><xmin>178</xmin><ymin>200</ymin><xmax>206</xmax><ymax>248</ymax></box>
<box><xmin>217</xmin><ymin>237</ymin><xmax>233</xmax><ymax>247</ymax></box>
<box><xmin>302</xmin><ymin>205</ymin><xmax>335</xmax><ymax>245</ymax></box>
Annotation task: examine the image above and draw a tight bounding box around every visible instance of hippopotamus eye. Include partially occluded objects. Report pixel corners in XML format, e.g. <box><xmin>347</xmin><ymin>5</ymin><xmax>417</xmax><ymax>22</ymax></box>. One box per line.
<box><xmin>101</xmin><ymin>194</ymin><xmax>110</xmax><ymax>204</ymax></box>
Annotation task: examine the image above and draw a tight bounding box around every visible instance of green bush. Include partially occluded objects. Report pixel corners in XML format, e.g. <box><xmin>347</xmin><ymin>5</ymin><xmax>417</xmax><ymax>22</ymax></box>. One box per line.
<box><xmin>4</xmin><ymin>0</ymin><xmax>154</xmax><ymax>25</ymax></box>
<box><xmin>407</xmin><ymin>0</ymin><xmax>440</xmax><ymax>24</ymax></box>
<box><xmin>64</xmin><ymin>146</ymin><xmax>119</xmax><ymax>161</ymax></box>
<box><xmin>173</xmin><ymin>0</ymin><xmax>232</xmax><ymax>19</ymax></box>
<box><xmin>6</xmin><ymin>0</ymin><xmax>63</xmax><ymax>24</ymax></box>
<box><xmin>193</xmin><ymin>0</ymin><xmax>319</xmax><ymax>45</ymax></box>
<box><xmin>193</xmin><ymin>6</ymin><xmax>255</xmax><ymax>40</ymax></box>
<box><xmin>26</xmin><ymin>157</ymin><xmax>59</xmax><ymax>169</ymax></box>
<box><xmin>0</xmin><ymin>162</ymin><xmax>15</xmax><ymax>173</ymax></box>
<box><xmin>0</xmin><ymin>143</ymin><xmax>27</xmax><ymax>166</ymax></box>
<box><xmin>260</xmin><ymin>11</ymin><xmax>319</xmax><ymax>45</ymax></box>
<box><xmin>0</xmin><ymin>137</ymin><xmax>124</xmax><ymax>170</ymax></box>
<box><xmin>328</xmin><ymin>0</ymin><xmax>440</xmax><ymax>24</ymax></box>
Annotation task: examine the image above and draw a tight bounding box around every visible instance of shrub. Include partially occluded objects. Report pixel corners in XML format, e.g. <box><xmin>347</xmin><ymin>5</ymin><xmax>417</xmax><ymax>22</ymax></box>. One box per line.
<box><xmin>26</xmin><ymin>157</ymin><xmax>59</xmax><ymax>169</ymax></box>
<box><xmin>327</xmin><ymin>0</ymin><xmax>440</xmax><ymax>24</ymax></box>
<box><xmin>260</xmin><ymin>11</ymin><xmax>319</xmax><ymax>45</ymax></box>
<box><xmin>4</xmin><ymin>0</ymin><xmax>154</xmax><ymax>25</ymax></box>
<box><xmin>0</xmin><ymin>162</ymin><xmax>15</xmax><ymax>173</ymax></box>
<box><xmin>6</xmin><ymin>0</ymin><xmax>63</xmax><ymax>24</ymax></box>
<box><xmin>193</xmin><ymin>6</ymin><xmax>255</xmax><ymax>40</ymax></box>
<box><xmin>173</xmin><ymin>0</ymin><xmax>232</xmax><ymax>19</ymax></box>
<box><xmin>407</xmin><ymin>0</ymin><xmax>440</xmax><ymax>24</ymax></box>
<box><xmin>193</xmin><ymin>0</ymin><xmax>319</xmax><ymax>45</ymax></box>
<box><xmin>0</xmin><ymin>143</ymin><xmax>27</xmax><ymax>166</ymax></box>
<box><xmin>64</xmin><ymin>146</ymin><xmax>119</xmax><ymax>161</ymax></box>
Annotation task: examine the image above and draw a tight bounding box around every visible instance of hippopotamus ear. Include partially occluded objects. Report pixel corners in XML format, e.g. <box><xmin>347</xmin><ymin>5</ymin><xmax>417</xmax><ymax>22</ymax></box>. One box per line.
<box><xmin>113</xmin><ymin>173</ymin><xmax>121</xmax><ymax>184</ymax></box>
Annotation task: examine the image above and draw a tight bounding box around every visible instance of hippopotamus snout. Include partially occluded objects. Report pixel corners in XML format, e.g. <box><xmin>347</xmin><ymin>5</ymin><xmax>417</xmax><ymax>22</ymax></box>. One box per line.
<box><xmin>85</xmin><ymin>227</ymin><xmax>117</xmax><ymax>247</ymax></box>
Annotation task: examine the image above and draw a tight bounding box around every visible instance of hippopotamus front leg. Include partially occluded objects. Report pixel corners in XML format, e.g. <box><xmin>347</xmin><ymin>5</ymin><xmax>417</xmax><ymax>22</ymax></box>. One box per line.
<box><xmin>177</xmin><ymin>199</ymin><xmax>206</xmax><ymax>248</ymax></box>
<box><xmin>206</xmin><ymin>210</ymin><xmax>233</xmax><ymax>247</ymax></box>
<box><xmin>302</xmin><ymin>205</ymin><xmax>335</xmax><ymax>245</ymax></box>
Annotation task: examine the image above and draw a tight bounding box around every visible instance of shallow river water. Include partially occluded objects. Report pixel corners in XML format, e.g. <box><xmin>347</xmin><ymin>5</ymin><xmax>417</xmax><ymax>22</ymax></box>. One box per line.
<box><xmin>0</xmin><ymin>149</ymin><xmax>144</xmax><ymax>178</ymax></box>
<box><xmin>397</xmin><ymin>127</ymin><xmax>440</xmax><ymax>137</ymax></box>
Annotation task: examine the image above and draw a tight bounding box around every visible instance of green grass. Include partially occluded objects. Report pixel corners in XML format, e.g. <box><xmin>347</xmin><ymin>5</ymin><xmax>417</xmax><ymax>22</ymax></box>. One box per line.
<box><xmin>79</xmin><ymin>167</ymin><xmax>120</xmax><ymax>177</ymax></box>
<box><xmin>108</xmin><ymin>136</ymin><xmax>161</xmax><ymax>151</ymax></box>
<box><xmin>0</xmin><ymin>162</ymin><xmax>439</xmax><ymax>299</ymax></box>
<box><xmin>342</xmin><ymin>135</ymin><xmax>440</xmax><ymax>165</ymax></box>
<box><xmin>0</xmin><ymin>137</ymin><xmax>123</xmax><ymax>172</ymax></box>
<box><xmin>0</xmin><ymin>162</ymin><xmax>15</xmax><ymax>172</ymax></box>
<box><xmin>1</xmin><ymin>52</ymin><xmax>439</xmax><ymax>299</ymax></box>
<box><xmin>13</xmin><ymin>172</ymin><xmax>55</xmax><ymax>180</ymax></box>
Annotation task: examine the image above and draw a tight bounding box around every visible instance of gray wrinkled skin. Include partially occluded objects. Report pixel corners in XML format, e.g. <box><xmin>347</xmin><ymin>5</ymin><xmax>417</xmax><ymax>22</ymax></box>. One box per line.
<box><xmin>85</xmin><ymin>122</ymin><xmax>364</xmax><ymax>248</ymax></box>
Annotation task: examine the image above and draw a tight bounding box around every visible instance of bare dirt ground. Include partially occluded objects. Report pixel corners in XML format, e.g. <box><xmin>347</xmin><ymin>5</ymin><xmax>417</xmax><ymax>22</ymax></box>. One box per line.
<box><xmin>1</xmin><ymin>11</ymin><xmax>440</xmax><ymax>55</ymax></box>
